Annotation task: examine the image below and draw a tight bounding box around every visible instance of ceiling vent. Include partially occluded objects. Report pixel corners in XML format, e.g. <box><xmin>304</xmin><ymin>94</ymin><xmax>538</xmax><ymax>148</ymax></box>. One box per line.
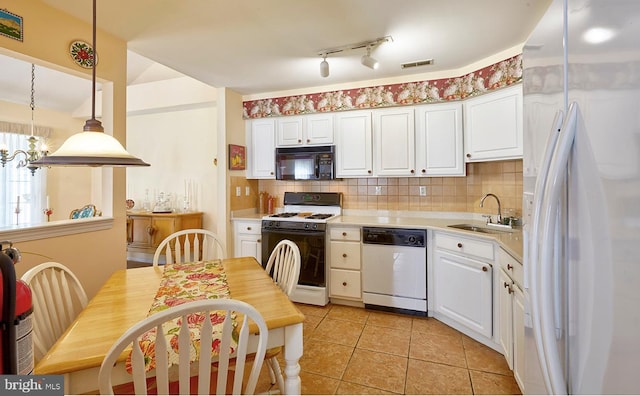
<box><xmin>401</xmin><ymin>59</ymin><xmax>434</xmax><ymax>69</ymax></box>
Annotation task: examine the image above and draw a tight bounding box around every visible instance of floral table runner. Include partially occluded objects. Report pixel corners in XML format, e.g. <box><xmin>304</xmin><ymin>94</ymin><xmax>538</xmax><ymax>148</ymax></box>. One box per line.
<box><xmin>126</xmin><ymin>260</ymin><xmax>237</xmax><ymax>373</ymax></box>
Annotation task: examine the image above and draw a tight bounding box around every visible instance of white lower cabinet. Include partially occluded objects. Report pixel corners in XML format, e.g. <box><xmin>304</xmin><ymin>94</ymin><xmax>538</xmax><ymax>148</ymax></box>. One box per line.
<box><xmin>497</xmin><ymin>247</ymin><xmax>525</xmax><ymax>390</ymax></box>
<box><xmin>432</xmin><ymin>232</ymin><xmax>494</xmax><ymax>338</ymax></box>
<box><xmin>328</xmin><ymin>226</ymin><xmax>362</xmax><ymax>300</ymax></box>
<box><xmin>233</xmin><ymin>219</ymin><xmax>262</xmax><ymax>262</ymax></box>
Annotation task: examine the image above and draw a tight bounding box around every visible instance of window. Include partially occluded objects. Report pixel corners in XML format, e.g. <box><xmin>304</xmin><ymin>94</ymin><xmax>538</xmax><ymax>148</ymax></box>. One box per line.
<box><xmin>0</xmin><ymin>132</ymin><xmax>47</xmax><ymax>226</ymax></box>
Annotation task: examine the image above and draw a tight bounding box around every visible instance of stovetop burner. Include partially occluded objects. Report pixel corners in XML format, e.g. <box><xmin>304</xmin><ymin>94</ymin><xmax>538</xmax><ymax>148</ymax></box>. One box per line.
<box><xmin>269</xmin><ymin>212</ymin><xmax>299</xmax><ymax>218</ymax></box>
<box><xmin>306</xmin><ymin>213</ymin><xmax>334</xmax><ymax>220</ymax></box>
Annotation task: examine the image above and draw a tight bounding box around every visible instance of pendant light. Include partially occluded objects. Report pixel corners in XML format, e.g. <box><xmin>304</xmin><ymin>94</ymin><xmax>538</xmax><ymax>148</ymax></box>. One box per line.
<box><xmin>31</xmin><ymin>0</ymin><xmax>149</xmax><ymax>167</ymax></box>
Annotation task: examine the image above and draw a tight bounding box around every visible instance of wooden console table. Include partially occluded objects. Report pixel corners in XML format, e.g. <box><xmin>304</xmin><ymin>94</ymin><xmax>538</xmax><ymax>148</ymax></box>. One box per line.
<box><xmin>126</xmin><ymin>211</ymin><xmax>203</xmax><ymax>256</ymax></box>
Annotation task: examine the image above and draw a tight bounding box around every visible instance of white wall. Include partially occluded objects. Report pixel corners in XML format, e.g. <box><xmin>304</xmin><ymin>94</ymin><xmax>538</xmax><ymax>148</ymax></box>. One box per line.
<box><xmin>127</xmin><ymin>77</ymin><xmax>224</xmax><ymax>229</ymax></box>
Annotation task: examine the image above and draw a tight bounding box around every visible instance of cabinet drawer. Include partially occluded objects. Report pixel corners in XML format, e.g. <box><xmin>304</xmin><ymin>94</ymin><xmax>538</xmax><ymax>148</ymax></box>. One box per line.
<box><xmin>330</xmin><ymin>241</ymin><xmax>361</xmax><ymax>270</ymax></box>
<box><xmin>330</xmin><ymin>227</ymin><xmax>361</xmax><ymax>242</ymax></box>
<box><xmin>330</xmin><ymin>269</ymin><xmax>362</xmax><ymax>299</ymax></box>
<box><xmin>435</xmin><ymin>232</ymin><xmax>494</xmax><ymax>261</ymax></box>
<box><xmin>499</xmin><ymin>248</ymin><xmax>523</xmax><ymax>288</ymax></box>
<box><xmin>235</xmin><ymin>220</ymin><xmax>261</xmax><ymax>235</ymax></box>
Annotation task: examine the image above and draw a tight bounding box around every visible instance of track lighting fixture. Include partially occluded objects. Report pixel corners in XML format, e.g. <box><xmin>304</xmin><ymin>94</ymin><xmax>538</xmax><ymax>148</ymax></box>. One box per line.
<box><xmin>361</xmin><ymin>46</ymin><xmax>379</xmax><ymax>70</ymax></box>
<box><xmin>320</xmin><ymin>54</ymin><xmax>329</xmax><ymax>78</ymax></box>
<box><xmin>317</xmin><ymin>36</ymin><xmax>392</xmax><ymax>76</ymax></box>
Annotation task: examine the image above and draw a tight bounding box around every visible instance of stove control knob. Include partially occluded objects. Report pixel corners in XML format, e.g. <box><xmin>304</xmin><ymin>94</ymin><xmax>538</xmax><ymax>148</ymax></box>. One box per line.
<box><xmin>408</xmin><ymin>235</ymin><xmax>417</xmax><ymax>244</ymax></box>
<box><xmin>313</xmin><ymin>224</ymin><xmax>318</xmax><ymax>230</ymax></box>
<box><xmin>304</xmin><ymin>223</ymin><xmax>310</xmax><ymax>229</ymax></box>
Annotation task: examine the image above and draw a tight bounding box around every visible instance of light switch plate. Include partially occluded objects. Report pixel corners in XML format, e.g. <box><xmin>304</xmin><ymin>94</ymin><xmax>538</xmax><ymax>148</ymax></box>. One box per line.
<box><xmin>245</xmin><ymin>186</ymin><xmax>250</xmax><ymax>196</ymax></box>
<box><xmin>419</xmin><ymin>186</ymin><xmax>427</xmax><ymax>196</ymax></box>
<box><xmin>235</xmin><ymin>186</ymin><xmax>241</xmax><ymax>197</ymax></box>
<box><xmin>375</xmin><ymin>186</ymin><xmax>382</xmax><ymax>195</ymax></box>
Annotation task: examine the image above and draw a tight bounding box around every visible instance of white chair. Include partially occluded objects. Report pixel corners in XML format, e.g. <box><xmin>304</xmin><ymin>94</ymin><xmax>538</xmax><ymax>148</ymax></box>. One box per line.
<box><xmin>263</xmin><ymin>239</ymin><xmax>301</xmax><ymax>392</ymax></box>
<box><xmin>153</xmin><ymin>229</ymin><xmax>226</xmax><ymax>266</ymax></box>
<box><xmin>98</xmin><ymin>299</ymin><xmax>269</xmax><ymax>395</ymax></box>
<box><xmin>20</xmin><ymin>262</ymin><xmax>89</xmax><ymax>362</ymax></box>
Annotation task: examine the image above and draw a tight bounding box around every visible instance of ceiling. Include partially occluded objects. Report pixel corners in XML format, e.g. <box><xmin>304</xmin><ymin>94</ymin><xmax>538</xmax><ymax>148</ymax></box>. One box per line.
<box><xmin>1</xmin><ymin>0</ymin><xmax>552</xmax><ymax>114</ymax></box>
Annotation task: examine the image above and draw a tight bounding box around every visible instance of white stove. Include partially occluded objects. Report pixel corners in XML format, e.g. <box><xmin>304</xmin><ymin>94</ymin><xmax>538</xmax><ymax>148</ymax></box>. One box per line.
<box><xmin>261</xmin><ymin>192</ymin><xmax>342</xmax><ymax>306</ymax></box>
<box><xmin>262</xmin><ymin>192</ymin><xmax>342</xmax><ymax>223</ymax></box>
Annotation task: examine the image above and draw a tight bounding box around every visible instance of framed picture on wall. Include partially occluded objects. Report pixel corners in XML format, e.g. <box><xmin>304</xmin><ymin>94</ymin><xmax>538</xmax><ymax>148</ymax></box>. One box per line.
<box><xmin>228</xmin><ymin>144</ymin><xmax>246</xmax><ymax>170</ymax></box>
<box><xmin>0</xmin><ymin>9</ymin><xmax>24</xmax><ymax>41</ymax></box>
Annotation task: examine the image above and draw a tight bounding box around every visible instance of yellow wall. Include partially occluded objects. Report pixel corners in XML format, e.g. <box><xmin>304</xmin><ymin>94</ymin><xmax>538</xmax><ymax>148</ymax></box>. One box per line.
<box><xmin>1</xmin><ymin>0</ymin><xmax>129</xmax><ymax>298</ymax></box>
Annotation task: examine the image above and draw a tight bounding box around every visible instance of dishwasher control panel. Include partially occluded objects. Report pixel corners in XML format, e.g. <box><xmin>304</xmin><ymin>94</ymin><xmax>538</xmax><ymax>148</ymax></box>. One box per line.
<box><xmin>362</xmin><ymin>227</ymin><xmax>426</xmax><ymax>247</ymax></box>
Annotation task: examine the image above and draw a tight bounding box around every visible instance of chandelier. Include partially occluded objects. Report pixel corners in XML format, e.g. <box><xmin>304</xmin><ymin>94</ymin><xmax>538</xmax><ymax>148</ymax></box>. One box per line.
<box><xmin>0</xmin><ymin>64</ymin><xmax>48</xmax><ymax>176</ymax></box>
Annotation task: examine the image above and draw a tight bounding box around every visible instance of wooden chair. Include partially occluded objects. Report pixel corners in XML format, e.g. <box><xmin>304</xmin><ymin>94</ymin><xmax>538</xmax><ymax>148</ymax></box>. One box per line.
<box><xmin>20</xmin><ymin>262</ymin><xmax>89</xmax><ymax>363</ymax></box>
<box><xmin>98</xmin><ymin>299</ymin><xmax>269</xmax><ymax>395</ymax></box>
<box><xmin>263</xmin><ymin>239</ymin><xmax>301</xmax><ymax>393</ymax></box>
<box><xmin>152</xmin><ymin>229</ymin><xmax>226</xmax><ymax>266</ymax></box>
<box><xmin>69</xmin><ymin>204</ymin><xmax>101</xmax><ymax>219</ymax></box>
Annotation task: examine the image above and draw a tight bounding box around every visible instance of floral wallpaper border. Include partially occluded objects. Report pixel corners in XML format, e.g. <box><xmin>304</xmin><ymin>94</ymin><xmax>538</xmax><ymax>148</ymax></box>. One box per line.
<box><xmin>243</xmin><ymin>54</ymin><xmax>523</xmax><ymax>119</ymax></box>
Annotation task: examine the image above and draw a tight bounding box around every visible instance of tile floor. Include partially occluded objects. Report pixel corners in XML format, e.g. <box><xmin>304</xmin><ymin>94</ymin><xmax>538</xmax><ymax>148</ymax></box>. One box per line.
<box><xmin>253</xmin><ymin>303</ymin><xmax>522</xmax><ymax>395</ymax></box>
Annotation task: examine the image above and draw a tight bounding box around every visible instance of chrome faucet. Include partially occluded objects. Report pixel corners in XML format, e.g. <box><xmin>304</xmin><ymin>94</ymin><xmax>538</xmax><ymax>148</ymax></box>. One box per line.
<box><xmin>480</xmin><ymin>193</ymin><xmax>502</xmax><ymax>224</ymax></box>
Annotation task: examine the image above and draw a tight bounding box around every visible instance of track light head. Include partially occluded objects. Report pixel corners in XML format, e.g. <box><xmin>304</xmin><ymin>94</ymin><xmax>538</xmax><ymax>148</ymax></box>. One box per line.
<box><xmin>361</xmin><ymin>47</ymin><xmax>379</xmax><ymax>69</ymax></box>
<box><xmin>320</xmin><ymin>55</ymin><xmax>329</xmax><ymax>78</ymax></box>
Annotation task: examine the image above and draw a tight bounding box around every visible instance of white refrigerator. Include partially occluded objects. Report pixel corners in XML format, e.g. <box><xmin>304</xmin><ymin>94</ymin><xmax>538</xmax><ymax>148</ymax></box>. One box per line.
<box><xmin>522</xmin><ymin>0</ymin><xmax>640</xmax><ymax>394</ymax></box>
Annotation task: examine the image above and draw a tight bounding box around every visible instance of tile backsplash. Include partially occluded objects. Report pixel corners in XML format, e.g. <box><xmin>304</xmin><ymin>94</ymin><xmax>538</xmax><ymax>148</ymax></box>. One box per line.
<box><xmin>257</xmin><ymin>160</ymin><xmax>523</xmax><ymax>217</ymax></box>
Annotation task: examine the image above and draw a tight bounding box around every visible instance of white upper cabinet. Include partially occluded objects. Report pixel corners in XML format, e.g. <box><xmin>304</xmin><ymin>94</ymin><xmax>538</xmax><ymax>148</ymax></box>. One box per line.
<box><xmin>276</xmin><ymin>114</ymin><xmax>334</xmax><ymax>147</ymax></box>
<box><xmin>246</xmin><ymin>119</ymin><xmax>276</xmax><ymax>179</ymax></box>
<box><xmin>335</xmin><ymin>110</ymin><xmax>373</xmax><ymax>177</ymax></box>
<box><xmin>373</xmin><ymin>107</ymin><xmax>416</xmax><ymax>177</ymax></box>
<box><xmin>415</xmin><ymin>102</ymin><xmax>465</xmax><ymax>176</ymax></box>
<box><xmin>305</xmin><ymin>113</ymin><xmax>334</xmax><ymax>145</ymax></box>
<box><xmin>463</xmin><ymin>84</ymin><xmax>523</xmax><ymax>162</ymax></box>
<box><xmin>276</xmin><ymin>116</ymin><xmax>304</xmax><ymax>146</ymax></box>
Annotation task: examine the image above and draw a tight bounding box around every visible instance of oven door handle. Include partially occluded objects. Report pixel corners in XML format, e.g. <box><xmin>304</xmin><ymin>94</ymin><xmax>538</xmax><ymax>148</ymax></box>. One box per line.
<box><xmin>314</xmin><ymin>156</ymin><xmax>320</xmax><ymax>179</ymax></box>
<box><xmin>262</xmin><ymin>228</ymin><xmax>325</xmax><ymax>237</ymax></box>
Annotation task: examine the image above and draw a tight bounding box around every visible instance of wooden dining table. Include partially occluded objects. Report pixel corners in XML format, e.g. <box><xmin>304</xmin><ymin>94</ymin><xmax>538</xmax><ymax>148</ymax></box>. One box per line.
<box><xmin>34</xmin><ymin>257</ymin><xmax>305</xmax><ymax>395</ymax></box>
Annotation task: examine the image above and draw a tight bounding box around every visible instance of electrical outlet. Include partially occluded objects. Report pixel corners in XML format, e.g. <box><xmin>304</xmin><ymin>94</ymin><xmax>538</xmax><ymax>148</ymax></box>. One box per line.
<box><xmin>375</xmin><ymin>186</ymin><xmax>382</xmax><ymax>195</ymax></box>
<box><xmin>419</xmin><ymin>186</ymin><xmax>427</xmax><ymax>196</ymax></box>
<box><xmin>235</xmin><ymin>186</ymin><xmax>241</xmax><ymax>197</ymax></box>
<box><xmin>245</xmin><ymin>186</ymin><xmax>250</xmax><ymax>196</ymax></box>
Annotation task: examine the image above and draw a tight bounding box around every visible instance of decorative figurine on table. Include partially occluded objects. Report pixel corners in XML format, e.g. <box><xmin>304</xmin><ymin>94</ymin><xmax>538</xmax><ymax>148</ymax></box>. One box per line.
<box><xmin>43</xmin><ymin>207</ymin><xmax>53</xmax><ymax>222</ymax></box>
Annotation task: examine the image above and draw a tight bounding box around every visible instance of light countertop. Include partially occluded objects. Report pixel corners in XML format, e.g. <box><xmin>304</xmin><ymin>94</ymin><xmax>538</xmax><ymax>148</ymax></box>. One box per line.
<box><xmin>330</xmin><ymin>215</ymin><xmax>523</xmax><ymax>262</ymax></box>
<box><xmin>231</xmin><ymin>210</ymin><xmax>523</xmax><ymax>262</ymax></box>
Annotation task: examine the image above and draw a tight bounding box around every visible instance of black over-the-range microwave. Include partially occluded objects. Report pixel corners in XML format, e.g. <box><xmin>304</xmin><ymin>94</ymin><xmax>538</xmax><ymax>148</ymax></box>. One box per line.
<box><xmin>275</xmin><ymin>145</ymin><xmax>335</xmax><ymax>180</ymax></box>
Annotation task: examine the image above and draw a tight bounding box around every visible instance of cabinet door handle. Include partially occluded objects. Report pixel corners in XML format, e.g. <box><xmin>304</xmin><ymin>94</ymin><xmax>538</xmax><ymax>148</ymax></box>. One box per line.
<box><xmin>270</xmin><ymin>171</ymin><xmax>274</xmax><ymax>175</ymax></box>
<box><xmin>298</xmin><ymin>139</ymin><xmax>302</xmax><ymax>143</ymax></box>
<box><xmin>482</xmin><ymin>266</ymin><xmax>488</xmax><ymax>272</ymax></box>
<box><xmin>457</xmin><ymin>242</ymin><xmax>463</xmax><ymax>248</ymax></box>
<box><xmin>367</xmin><ymin>170</ymin><xmax>372</xmax><ymax>174</ymax></box>
<box><xmin>342</xmin><ymin>232</ymin><xmax>347</xmax><ymax>237</ymax></box>
<box><xmin>146</xmin><ymin>226</ymin><xmax>155</xmax><ymax>236</ymax></box>
<box><xmin>410</xmin><ymin>169</ymin><xmax>415</xmax><ymax>174</ymax></box>
<box><xmin>508</xmin><ymin>286</ymin><xmax>513</xmax><ymax>294</ymax></box>
<box><xmin>257</xmin><ymin>239</ymin><xmax>261</xmax><ymax>243</ymax></box>
<box><xmin>507</xmin><ymin>263</ymin><xmax>513</xmax><ymax>270</ymax></box>
<box><xmin>421</xmin><ymin>169</ymin><xmax>426</xmax><ymax>173</ymax></box>
<box><xmin>504</xmin><ymin>281</ymin><xmax>510</xmax><ymax>288</ymax></box>
<box><xmin>247</xmin><ymin>227</ymin><xmax>252</xmax><ymax>231</ymax></box>
<box><xmin>342</xmin><ymin>281</ymin><xmax>347</xmax><ymax>286</ymax></box>
<box><xmin>466</xmin><ymin>153</ymin><xmax>471</xmax><ymax>158</ymax></box>
<box><xmin>342</xmin><ymin>253</ymin><xmax>347</xmax><ymax>258</ymax></box>
<box><xmin>306</xmin><ymin>139</ymin><xmax>310</xmax><ymax>143</ymax></box>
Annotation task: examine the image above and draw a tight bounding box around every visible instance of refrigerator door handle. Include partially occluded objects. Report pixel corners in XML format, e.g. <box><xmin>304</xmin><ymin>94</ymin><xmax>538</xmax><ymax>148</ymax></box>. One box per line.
<box><xmin>528</xmin><ymin>109</ymin><xmax>564</xmax><ymax>393</ymax></box>
<box><xmin>538</xmin><ymin>102</ymin><xmax>579</xmax><ymax>394</ymax></box>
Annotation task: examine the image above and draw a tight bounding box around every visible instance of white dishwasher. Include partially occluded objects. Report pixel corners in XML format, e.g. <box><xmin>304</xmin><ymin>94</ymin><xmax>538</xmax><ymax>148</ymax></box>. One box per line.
<box><xmin>362</xmin><ymin>227</ymin><xmax>427</xmax><ymax>316</ymax></box>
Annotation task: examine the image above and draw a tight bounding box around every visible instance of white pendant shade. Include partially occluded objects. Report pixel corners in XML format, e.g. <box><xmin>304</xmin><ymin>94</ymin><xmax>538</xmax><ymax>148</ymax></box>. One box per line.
<box><xmin>31</xmin><ymin>132</ymin><xmax>150</xmax><ymax>167</ymax></box>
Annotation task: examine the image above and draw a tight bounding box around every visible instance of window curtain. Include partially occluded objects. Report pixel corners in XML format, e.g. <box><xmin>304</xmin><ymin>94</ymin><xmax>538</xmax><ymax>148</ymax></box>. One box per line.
<box><xmin>0</xmin><ymin>130</ymin><xmax>48</xmax><ymax>226</ymax></box>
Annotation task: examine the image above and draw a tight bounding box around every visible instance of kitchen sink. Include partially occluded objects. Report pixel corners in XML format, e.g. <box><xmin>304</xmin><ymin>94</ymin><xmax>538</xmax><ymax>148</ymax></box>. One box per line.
<box><xmin>448</xmin><ymin>223</ymin><xmax>513</xmax><ymax>234</ymax></box>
